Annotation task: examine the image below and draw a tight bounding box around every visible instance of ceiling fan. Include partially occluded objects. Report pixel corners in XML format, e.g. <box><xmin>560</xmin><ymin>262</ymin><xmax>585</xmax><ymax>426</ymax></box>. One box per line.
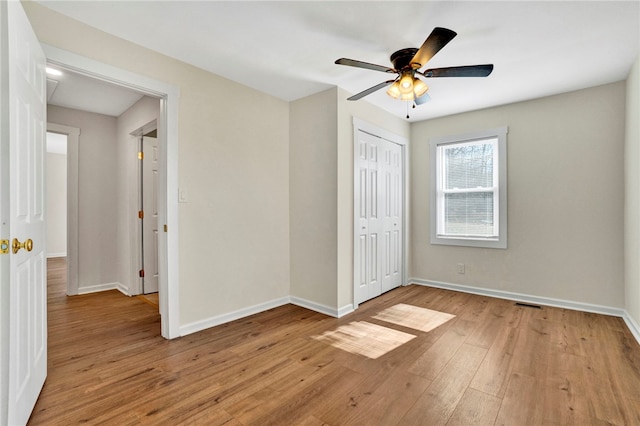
<box><xmin>335</xmin><ymin>27</ymin><xmax>493</xmax><ymax>108</ymax></box>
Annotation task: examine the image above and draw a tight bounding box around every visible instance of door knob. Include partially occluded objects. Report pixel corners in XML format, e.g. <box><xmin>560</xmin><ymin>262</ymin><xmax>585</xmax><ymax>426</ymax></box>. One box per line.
<box><xmin>12</xmin><ymin>238</ymin><xmax>33</xmax><ymax>254</ymax></box>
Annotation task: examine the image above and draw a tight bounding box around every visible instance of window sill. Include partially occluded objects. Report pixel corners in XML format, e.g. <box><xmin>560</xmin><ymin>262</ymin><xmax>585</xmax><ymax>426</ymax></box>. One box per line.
<box><xmin>430</xmin><ymin>235</ymin><xmax>507</xmax><ymax>249</ymax></box>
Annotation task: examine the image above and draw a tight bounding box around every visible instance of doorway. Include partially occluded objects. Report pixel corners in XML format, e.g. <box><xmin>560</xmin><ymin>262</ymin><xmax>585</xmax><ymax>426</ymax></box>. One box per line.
<box><xmin>47</xmin><ymin>123</ymin><xmax>80</xmax><ymax>294</ymax></box>
<box><xmin>45</xmin><ymin>132</ymin><xmax>67</xmax><ymax>259</ymax></box>
<box><xmin>44</xmin><ymin>45</ymin><xmax>180</xmax><ymax>339</ymax></box>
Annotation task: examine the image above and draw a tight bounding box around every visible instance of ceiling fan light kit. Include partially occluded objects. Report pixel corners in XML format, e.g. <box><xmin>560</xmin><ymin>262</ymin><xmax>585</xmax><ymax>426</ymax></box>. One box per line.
<box><xmin>335</xmin><ymin>27</ymin><xmax>494</xmax><ymax>115</ymax></box>
<box><xmin>386</xmin><ymin>72</ymin><xmax>429</xmax><ymax>100</ymax></box>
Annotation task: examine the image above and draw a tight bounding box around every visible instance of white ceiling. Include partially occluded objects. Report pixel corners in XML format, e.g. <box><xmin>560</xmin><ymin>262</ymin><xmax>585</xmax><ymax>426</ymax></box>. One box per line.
<box><xmin>38</xmin><ymin>1</ymin><xmax>639</xmax><ymax>122</ymax></box>
<box><xmin>46</xmin><ymin>67</ymin><xmax>144</xmax><ymax>117</ymax></box>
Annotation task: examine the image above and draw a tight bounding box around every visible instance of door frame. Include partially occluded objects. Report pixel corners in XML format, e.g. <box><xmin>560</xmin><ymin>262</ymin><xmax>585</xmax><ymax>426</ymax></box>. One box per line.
<box><xmin>352</xmin><ymin>117</ymin><xmax>409</xmax><ymax>309</ymax></box>
<box><xmin>43</xmin><ymin>44</ymin><xmax>180</xmax><ymax>339</ymax></box>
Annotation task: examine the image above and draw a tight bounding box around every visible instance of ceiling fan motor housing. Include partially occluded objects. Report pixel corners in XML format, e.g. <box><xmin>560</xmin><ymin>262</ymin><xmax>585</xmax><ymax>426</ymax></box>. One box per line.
<box><xmin>390</xmin><ymin>48</ymin><xmax>420</xmax><ymax>71</ymax></box>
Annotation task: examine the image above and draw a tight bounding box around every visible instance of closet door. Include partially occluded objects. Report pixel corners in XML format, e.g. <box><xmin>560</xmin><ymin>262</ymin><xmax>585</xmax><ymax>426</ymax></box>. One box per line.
<box><xmin>354</xmin><ymin>131</ymin><xmax>403</xmax><ymax>304</ymax></box>
<box><xmin>380</xmin><ymin>140</ymin><xmax>403</xmax><ymax>293</ymax></box>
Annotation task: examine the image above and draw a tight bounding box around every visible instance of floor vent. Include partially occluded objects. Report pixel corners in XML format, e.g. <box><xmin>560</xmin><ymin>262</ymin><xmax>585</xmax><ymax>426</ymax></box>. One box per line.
<box><xmin>515</xmin><ymin>302</ymin><xmax>542</xmax><ymax>309</ymax></box>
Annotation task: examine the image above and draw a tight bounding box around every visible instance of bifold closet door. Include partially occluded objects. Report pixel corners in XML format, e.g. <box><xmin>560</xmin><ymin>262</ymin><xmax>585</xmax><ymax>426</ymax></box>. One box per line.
<box><xmin>355</xmin><ymin>131</ymin><xmax>403</xmax><ymax>304</ymax></box>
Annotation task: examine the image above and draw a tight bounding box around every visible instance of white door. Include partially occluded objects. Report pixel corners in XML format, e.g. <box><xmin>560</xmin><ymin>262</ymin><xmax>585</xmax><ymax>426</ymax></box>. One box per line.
<box><xmin>142</xmin><ymin>136</ymin><xmax>159</xmax><ymax>294</ymax></box>
<box><xmin>380</xmin><ymin>140</ymin><xmax>403</xmax><ymax>293</ymax></box>
<box><xmin>355</xmin><ymin>130</ymin><xmax>404</xmax><ymax>304</ymax></box>
<box><xmin>356</xmin><ymin>131</ymin><xmax>382</xmax><ymax>303</ymax></box>
<box><xmin>3</xmin><ymin>1</ymin><xmax>48</xmax><ymax>424</ymax></box>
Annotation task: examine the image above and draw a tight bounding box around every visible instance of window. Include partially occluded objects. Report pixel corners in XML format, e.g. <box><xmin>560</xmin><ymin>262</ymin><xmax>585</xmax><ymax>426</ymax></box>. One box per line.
<box><xmin>430</xmin><ymin>127</ymin><xmax>508</xmax><ymax>249</ymax></box>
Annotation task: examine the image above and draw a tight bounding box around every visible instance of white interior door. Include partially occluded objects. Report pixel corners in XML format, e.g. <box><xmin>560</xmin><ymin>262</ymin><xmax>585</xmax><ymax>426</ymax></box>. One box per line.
<box><xmin>4</xmin><ymin>1</ymin><xmax>48</xmax><ymax>424</ymax></box>
<box><xmin>142</xmin><ymin>136</ymin><xmax>159</xmax><ymax>294</ymax></box>
<box><xmin>380</xmin><ymin>140</ymin><xmax>403</xmax><ymax>293</ymax></box>
<box><xmin>355</xmin><ymin>130</ymin><xmax>404</xmax><ymax>304</ymax></box>
<box><xmin>356</xmin><ymin>131</ymin><xmax>381</xmax><ymax>303</ymax></box>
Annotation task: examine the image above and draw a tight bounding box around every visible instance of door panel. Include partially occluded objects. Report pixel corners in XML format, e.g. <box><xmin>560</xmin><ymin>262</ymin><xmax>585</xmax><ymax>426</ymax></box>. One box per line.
<box><xmin>5</xmin><ymin>1</ymin><xmax>48</xmax><ymax>423</ymax></box>
<box><xmin>354</xmin><ymin>131</ymin><xmax>404</xmax><ymax>304</ymax></box>
<box><xmin>381</xmin><ymin>140</ymin><xmax>402</xmax><ymax>292</ymax></box>
<box><xmin>355</xmin><ymin>138</ymin><xmax>369</xmax><ymax>302</ymax></box>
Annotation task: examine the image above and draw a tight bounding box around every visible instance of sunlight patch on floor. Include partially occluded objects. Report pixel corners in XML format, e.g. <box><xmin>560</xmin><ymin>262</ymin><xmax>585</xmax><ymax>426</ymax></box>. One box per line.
<box><xmin>312</xmin><ymin>321</ymin><xmax>416</xmax><ymax>359</ymax></box>
<box><xmin>373</xmin><ymin>303</ymin><xmax>455</xmax><ymax>333</ymax></box>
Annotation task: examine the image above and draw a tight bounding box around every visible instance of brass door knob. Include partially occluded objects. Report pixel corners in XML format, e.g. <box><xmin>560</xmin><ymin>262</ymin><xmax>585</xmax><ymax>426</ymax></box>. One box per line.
<box><xmin>12</xmin><ymin>238</ymin><xmax>33</xmax><ymax>254</ymax></box>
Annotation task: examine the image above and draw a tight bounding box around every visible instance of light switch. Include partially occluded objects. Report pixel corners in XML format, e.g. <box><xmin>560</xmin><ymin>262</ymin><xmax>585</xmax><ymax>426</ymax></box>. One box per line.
<box><xmin>179</xmin><ymin>188</ymin><xmax>188</xmax><ymax>203</ymax></box>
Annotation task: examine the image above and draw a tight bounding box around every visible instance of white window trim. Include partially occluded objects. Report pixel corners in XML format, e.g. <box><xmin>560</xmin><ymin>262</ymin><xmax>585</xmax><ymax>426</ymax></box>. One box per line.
<box><xmin>429</xmin><ymin>126</ymin><xmax>508</xmax><ymax>249</ymax></box>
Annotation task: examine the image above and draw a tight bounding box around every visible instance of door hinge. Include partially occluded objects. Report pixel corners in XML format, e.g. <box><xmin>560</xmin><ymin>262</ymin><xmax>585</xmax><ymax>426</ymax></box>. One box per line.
<box><xmin>163</xmin><ymin>224</ymin><xmax>168</xmax><ymax>233</ymax></box>
<box><xmin>0</xmin><ymin>239</ymin><xmax>9</xmax><ymax>255</ymax></box>
<box><xmin>139</xmin><ymin>269</ymin><xmax>145</xmax><ymax>278</ymax></box>
<box><xmin>138</xmin><ymin>210</ymin><xmax>144</xmax><ymax>219</ymax></box>
<box><xmin>138</xmin><ymin>151</ymin><xmax>144</xmax><ymax>160</ymax></box>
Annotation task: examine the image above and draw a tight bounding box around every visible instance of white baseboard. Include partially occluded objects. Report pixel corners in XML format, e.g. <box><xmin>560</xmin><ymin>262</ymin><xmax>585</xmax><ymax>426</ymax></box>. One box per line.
<box><xmin>622</xmin><ymin>311</ymin><xmax>640</xmax><ymax>344</ymax></box>
<box><xmin>179</xmin><ymin>295</ymin><xmax>352</xmax><ymax>337</ymax></box>
<box><xmin>116</xmin><ymin>282</ymin><xmax>130</xmax><ymax>296</ymax></box>
<box><xmin>77</xmin><ymin>282</ymin><xmax>121</xmax><ymax>295</ymax></box>
<box><xmin>180</xmin><ymin>296</ymin><xmax>290</xmax><ymax>337</ymax></box>
<box><xmin>290</xmin><ymin>296</ymin><xmax>353</xmax><ymax>318</ymax></box>
<box><xmin>409</xmin><ymin>278</ymin><xmax>640</xmax><ymax>345</ymax></box>
<box><xmin>46</xmin><ymin>252</ymin><xmax>67</xmax><ymax>259</ymax></box>
<box><xmin>409</xmin><ymin>278</ymin><xmax>626</xmax><ymax>317</ymax></box>
<box><xmin>337</xmin><ymin>303</ymin><xmax>355</xmax><ymax>318</ymax></box>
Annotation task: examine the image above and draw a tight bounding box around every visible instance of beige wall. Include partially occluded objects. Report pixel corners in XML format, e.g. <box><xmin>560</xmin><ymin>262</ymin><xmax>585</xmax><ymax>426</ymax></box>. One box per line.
<box><xmin>625</xmin><ymin>55</ymin><xmax>640</xmax><ymax>325</ymax></box>
<box><xmin>25</xmin><ymin>1</ymin><xmax>291</xmax><ymax>326</ymax></box>
<box><xmin>411</xmin><ymin>82</ymin><xmax>626</xmax><ymax>308</ymax></box>
<box><xmin>47</xmin><ymin>105</ymin><xmax>119</xmax><ymax>291</ymax></box>
<box><xmin>290</xmin><ymin>88</ymin><xmax>338</xmax><ymax>308</ymax></box>
<box><xmin>46</xmin><ymin>152</ymin><xmax>67</xmax><ymax>257</ymax></box>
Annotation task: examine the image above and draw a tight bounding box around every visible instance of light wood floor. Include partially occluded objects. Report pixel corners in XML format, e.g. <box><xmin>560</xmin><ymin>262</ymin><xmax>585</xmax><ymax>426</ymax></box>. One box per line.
<box><xmin>29</xmin><ymin>258</ymin><xmax>640</xmax><ymax>425</ymax></box>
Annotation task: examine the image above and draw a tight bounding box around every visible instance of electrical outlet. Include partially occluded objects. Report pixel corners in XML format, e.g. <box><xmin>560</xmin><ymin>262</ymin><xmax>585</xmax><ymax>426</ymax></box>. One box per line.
<box><xmin>457</xmin><ymin>263</ymin><xmax>465</xmax><ymax>274</ymax></box>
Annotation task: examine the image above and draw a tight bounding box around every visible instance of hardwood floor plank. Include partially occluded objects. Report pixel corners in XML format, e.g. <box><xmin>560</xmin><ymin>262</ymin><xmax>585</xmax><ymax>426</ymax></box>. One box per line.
<box><xmin>510</xmin><ymin>316</ymin><xmax>551</xmax><ymax>379</ymax></box>
<box><xmin>465</xmin><ymin>299</ymin><xmax>521</xmax><ymax>348</ymax></box>
<box><xmin>469</xmin><ymin>326</ymin><xmax>518</xmax><ymax>398</ymax></box>
<box><xmin>407</xmin><ymin>328</ymin><xmax>469</xmax><ymax>380</ymax></box>
<box><xmin>400</xmin><ymin>343</ymin><xmax>487</xmax><ymax>426</ymax></box>
<box><xmin>446</xmin><ymin>388</ymin><xmax>501</xmax><ymax>425</ymax></box>
<box><xmin>28</xmin><ymin>260</ymin><xmax>640</xmax><ymax>425</ymax></box>
<box><xmin>248</xmin><ymin>365</ymin><xmax>364</xmax><ymax>425</ymax></box>
<box><xmin>494</xmin><ymin>373</ymin><xmax>545</xmax><ymax>425</ymax></box>
<box><xmin>324</xmin><ymin>371</ymin><xmax>431</xmax><ymax>426</ymax></box>
<box><xmin>543</xmin><ymin>352</ymin><xmax>593</xmax><ymax>425</ymax></box>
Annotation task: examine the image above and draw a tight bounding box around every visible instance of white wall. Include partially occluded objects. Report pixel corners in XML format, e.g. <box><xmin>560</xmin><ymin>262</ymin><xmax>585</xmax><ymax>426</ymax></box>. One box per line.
<box><xmin>46</xmin><ymin>152</ymin><xmax>67</xmax><ymax>257</ymax></box>
<box><xmin>115</xmin><ymin>96</ymin><xmax>159</xmax><ymax>294</ymax></box>
<box><xmin>625</xmin><ymin>55</ymin><xmax>640</xmax><ymax>327</ymax></box>
<box><xmin>25</xmin><ymin>2</ymin><xmax>291</xmax><ymax>328</ymax></box>
<box><xmin>411</xmin><ymin>82</ymin><xmax>626</xmax><ymax>309</ymax></box>
<box><xmin>47</xmin><ymin>105</ymin><xmax>119</xmax><ymax>291</ymax></box>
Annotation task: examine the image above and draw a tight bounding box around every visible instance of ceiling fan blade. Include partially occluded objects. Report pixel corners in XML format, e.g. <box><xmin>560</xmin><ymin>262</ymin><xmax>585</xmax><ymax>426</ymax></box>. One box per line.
<box><xmin>335</xmin><ymin>58</ymin><xmax>395</xmax><ymax>73</ymax></box>
<box><xmin>415</xmin><ymin>92</ymin><xmax>432</xmax><ymax>105</ymax></box>
<box><xmin>421</xmin><ymin>64</ymin><xmax>494</xmax><ymax>78</ymax></box>
<box><xmin>410</xmin><ymin>27</ymin><xmax>457</xmax><ymax>69</ymax></box>
<box><xmin>347</xmin><ymin>80</ymin><xmax>396</xmax><ymax>101</ymax></box>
